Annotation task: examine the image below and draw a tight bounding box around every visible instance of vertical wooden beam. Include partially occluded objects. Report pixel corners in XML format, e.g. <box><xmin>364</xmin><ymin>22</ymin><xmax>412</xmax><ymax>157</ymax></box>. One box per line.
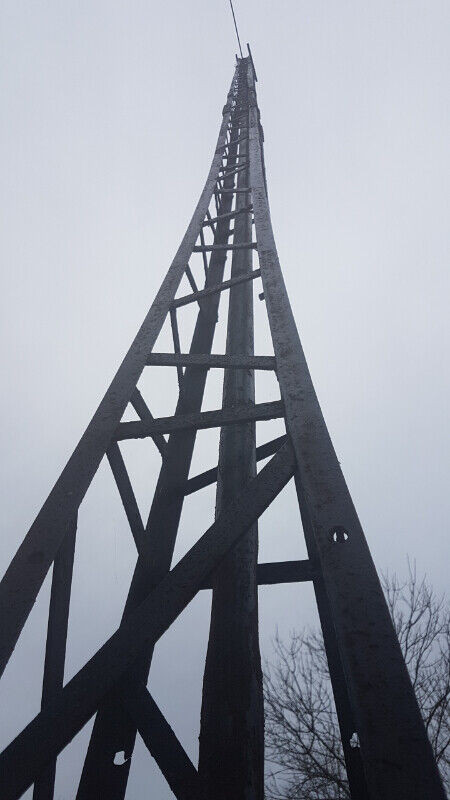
<box><xmin>33</xmin><ymin>515</ymin><xmax>77</xmax><ymax>800</ymax></box>
<box><xmin>247</xmin><ymin>60</ymin><xmax>445</xmax><ymax>800</ymax></box>
<box><xmin>295</xmin><ymin>476</ymin><xmax>371</xmax><ymax>800</ymax></box>
<box><xmin>76</xmin><ymin>76</ymin><xmax>244</xmax><ymax>800</ymax></box>
<box><xmin>199</xmin><ymin>60</ymin><xmax>264</xmax><ymax>800</ymax></box>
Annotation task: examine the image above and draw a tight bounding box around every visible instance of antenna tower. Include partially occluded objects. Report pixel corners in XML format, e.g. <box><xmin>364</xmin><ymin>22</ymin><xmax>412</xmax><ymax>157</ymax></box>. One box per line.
<box><xmin>0</xmin><ymin>53</ymin><xmax>445</xmax><ymax>800</ymax></box>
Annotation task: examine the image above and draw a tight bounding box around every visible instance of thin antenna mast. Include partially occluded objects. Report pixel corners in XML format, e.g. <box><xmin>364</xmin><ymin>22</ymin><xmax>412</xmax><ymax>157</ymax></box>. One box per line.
<box><xmin>228</xmin><ymin>0</ymin><xmax>243</xmax><ymax>58</ymax></box>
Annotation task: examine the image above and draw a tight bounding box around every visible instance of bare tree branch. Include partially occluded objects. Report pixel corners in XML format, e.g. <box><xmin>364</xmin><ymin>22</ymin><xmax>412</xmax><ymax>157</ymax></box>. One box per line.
<box><xmin>264</xmin><ymin>565</ymin><xmax>449</xmax><ymax>798</ymax></box>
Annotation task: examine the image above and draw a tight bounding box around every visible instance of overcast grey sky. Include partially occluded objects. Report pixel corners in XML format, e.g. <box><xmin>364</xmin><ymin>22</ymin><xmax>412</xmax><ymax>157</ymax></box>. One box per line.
<box><xmin>1</xmin><ymin>2</ymin><xmax>449</xmax><ymax>797</ymax></box>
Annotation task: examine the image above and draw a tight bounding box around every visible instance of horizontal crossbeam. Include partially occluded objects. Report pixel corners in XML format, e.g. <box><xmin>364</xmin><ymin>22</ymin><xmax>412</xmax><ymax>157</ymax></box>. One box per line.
<box><xmin>219</xmin><ymin>163</ymin><xmax>247</xmax><ymax>176</ymax></box>
<box><xmin>170</xmin><ymin>269</ymin><xmax>261</xmax><ymax>309</ymax></box>
<box><xmin>184</xmin><ymin>434</ymin><xmax>287</xmax><ymax>495</ymax></box>
<box><xmin>224</xmin><ymin>134</ymin><xmax>247</xmax><ymax>149</ymax></box>
<box><xmin>0</xmin><ymin>442</ymin><xmax>297</xmax><ymax>800</ymax></box>
<box><xmin>200</xmin><ymin>559</ymin><xmax>313</xmax><ymax>589</ymax></box>
<box><xmin>218</xmin><ymin>187</ymin><xmax>251</xmax><ymax>194</ymax></box>
<box><xmin>193</xmin><ymin>242</ymin><xmax>256</xmax><ymax>253</ymax></box>
<box><xmin>146</xmin><ymin>353</ymin><xmax>275</xmax><ymax>370</ymax></box>
<box><xmin>115</xmin><ymin>400</ymin><xmax>284</xmax><ymax>441</ymax></box>
<box><xmin>202</xmin><ymin>204</ymin><xmax>253</xmax><ymax>227</ymax></box>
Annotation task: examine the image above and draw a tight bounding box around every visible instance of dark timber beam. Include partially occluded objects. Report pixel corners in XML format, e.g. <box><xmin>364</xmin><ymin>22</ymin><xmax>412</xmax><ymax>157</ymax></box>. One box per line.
<box><xmin>184</xmin><ymin>434</ymin><xmax>287</xmax><ymax>495</ymax></box>
<box><xmin>201</xmin><ymin>204</ymin><xmax>253</xmax><ymax>227</ymax></box>
<box><xmin>0</xmin><ymin>442</ymin><xmax>297</xmax><ymax>800</ymax></box>
<box><xmin>295</xmin><ymin>476</ymin><xmax>370</xmax><ymax>800</ymax></box>
<box><xmin>224</xmin><ymin>134</ymin><xmax>247</xmax><ymax>149</ymax></box>
<box><xmin>204</xmin><ymin>209</ymin><xmax>216</xmax><ymax>234</ymax></box>
<box><xmin>107</xmin><ymin>443</ymin><xmax>145</xmax><ymax>552</ymax></box>
<box><xmin>193</xmin><ymin>242</ymin><xmax>256</xmax><ymax>253</ymax></box>
<box><xmin>247</xmin><ymin>61</ymin><xmax>445</xmax><ymax>800</ymax></box>
<box><xmin>198</xmin><ymin>228</ymin><xmax>209</xmax><ymax>279</ymax></box>
<box><xmin>121</xmin><ymin>682</ymin><xmax>204</xmax><ymax>800</ymax></box>
<box><xmin>170</xmin><ymin>269</ymin><xmax>261</xmax><ymax>309</ymax></box>
<box><xmin>218</xmin><ymin>164</ymin><xmax>247</xmax><ymax>177</ymax></box>
<box><xmin>115</xmin><ymin>400</ymin><xmax>284</xmax><ymax>441</ymax></box>
<box><xmin>200</xmin><ymin>559</ymin><xmax>313</xmax><ymax>589</ymax></box>
<box><xmin>32</xmin><ymin>515</ymin><xmax>77</xmax><ymax>800</ymax></box>
<box><xmin>185</xmin><ymin>265</ymin><xmax>199</xmax><ymax>295</ymax></box>
<box><xmin>0</xmin><ymin>70</ymin><xmax>238</xmax><ymax>680</ymax></box>
<box><xmin>219</xmin><ymin>187</ymin><xmax>251</xmax><ymax>194</ymax></box>
<box><xmin>169</xmin><ymin>309</ymin><xmax>183</xmax><ymax>386</ymax></box>
<box><xmin>199</xmin><ymin>75</ymin><xmax>263</xmax><ymax>799</ymax></box>
<box><xmin>145</xmin><ymin>353</ymin><xmax>276</xmax><ymax>370</ymax></box>
<box><xmin>77</xmin><ymin>92</ymin><xmax>245</xmax><ymax>800</ymax></box>
<box><xmin>130</xmin><ymin>389</ymin><xmax>166</xmax><ymax>457</ymax></box>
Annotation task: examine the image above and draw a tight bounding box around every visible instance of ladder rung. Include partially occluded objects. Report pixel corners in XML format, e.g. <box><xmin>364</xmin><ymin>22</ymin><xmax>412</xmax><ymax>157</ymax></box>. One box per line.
<box><xmin>200</xmin><ymin>559</ymin><xmax>314</xmax><ymax>589</ymax></box>
<box><xmin>193</xmin><ymin>242</ymin><xmax>256</xmax><ymax>253</ymax></box>
<box><xmin>115</xmin><ymin>400</ymin><xmax>285</xmax><ymax>441</ymax></box>
<box><xmin>218</xmin><ymin>187</ymin><xmax>251</xmax><ymax>195</ymax></box>
<box><xmin>225</xmin><ymin>134</ymin><xmax>247</xmax><ymax>149</ymax></box>
<box><xmin>170</xmin><ymin>269</ymin><xmax>261</xmax><ymax>309</ymax></box>
<box><xmin>146</xmin><ymin>353</ymin><xmax>276</xmax><ymax>370</ymax></box>
<box><xmin>219</xmin><ymin>164</ymin><xmax>247</xmax><ymax>177</ymax></box>
<box><xmin>222</xmin><ymin>155</ymin><xmax>248</xmax><ymax>167</ymax></box>
<box><xmin>202</xmin><ymin>204</ymin><xmax>253</xmax><ymax>227</ymax></box>
<box><xmin>204</xmin><ymin>209</ymin><xmax>216</xmax><ymax>233</ymax></box>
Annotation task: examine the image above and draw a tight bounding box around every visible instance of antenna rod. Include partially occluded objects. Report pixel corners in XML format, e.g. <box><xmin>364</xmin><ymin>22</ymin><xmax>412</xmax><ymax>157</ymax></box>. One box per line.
<box><xmin>228</xmin><ymin>0</ymin><xmax>243</xmax><ymax>58</ymax></box>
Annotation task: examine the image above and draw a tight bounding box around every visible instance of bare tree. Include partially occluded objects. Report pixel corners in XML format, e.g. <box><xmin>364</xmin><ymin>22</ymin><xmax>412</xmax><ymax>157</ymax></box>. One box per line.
<box><xmin>264</xmin><ymin>564</ymin><xmax>449</xmax><ymax>799</ymax></box>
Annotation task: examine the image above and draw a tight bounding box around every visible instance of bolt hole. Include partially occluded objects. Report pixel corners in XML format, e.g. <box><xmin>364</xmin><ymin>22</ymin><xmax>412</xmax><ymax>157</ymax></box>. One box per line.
<box><xmin>329</xmin><ymin>526</ymin><xmax>349</xmax><ymax>544</ymax></box>
<box><xmin>113</xmin><ymin>751</ymin><xmax>128</xmax><ymax>766</ymax></box>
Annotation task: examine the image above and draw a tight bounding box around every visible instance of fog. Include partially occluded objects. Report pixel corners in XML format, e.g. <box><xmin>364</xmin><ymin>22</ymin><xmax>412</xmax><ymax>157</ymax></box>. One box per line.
<box><xmin>0</xmin><ymin>2</ymin><xmax>449</xmax><ymax>797</ymax></box>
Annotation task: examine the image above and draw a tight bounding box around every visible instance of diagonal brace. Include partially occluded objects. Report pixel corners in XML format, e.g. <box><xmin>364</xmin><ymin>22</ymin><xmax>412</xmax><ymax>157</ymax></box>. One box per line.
<box><xmin>130</xmin><ymin>389</ymin><xmax>167</xmax><ymax>456</ymax></box>
<box><xmin>184</xmin><ymin>434</ymin><xmax>287</xmax><ymax>495</ymax></box>
<box><xmin>170</xmin><ymin>269</ymin><xmax>261</xmax><ymax>310</ymax></box>
<box><xmin>121</xmin><ymin>682</ymin><xmax>204</xmax><ymax>800</ymax></box>
<box><xmin>0</xmin><ymin>441</ymin><xmax>297</xmax><ymax>800</ymax></box>
<box><xmin>107</xmin><ymin>443</ymin><xmax>145</xmax><ymax>552</ymax></box>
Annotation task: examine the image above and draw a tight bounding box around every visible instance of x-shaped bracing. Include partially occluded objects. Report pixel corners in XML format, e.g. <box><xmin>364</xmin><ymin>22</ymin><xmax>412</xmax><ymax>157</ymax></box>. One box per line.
<box><xmin>0</xmin><ymin>441</ymin><xmax>296</xmax><ymax>800</ymax></box>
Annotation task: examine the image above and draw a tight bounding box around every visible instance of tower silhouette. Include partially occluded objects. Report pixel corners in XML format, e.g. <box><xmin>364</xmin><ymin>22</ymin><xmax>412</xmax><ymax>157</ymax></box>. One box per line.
<box><xmin>0</xmin><ymin>51</ymin><xmax>445</xmax><ymax>800</ymax></box>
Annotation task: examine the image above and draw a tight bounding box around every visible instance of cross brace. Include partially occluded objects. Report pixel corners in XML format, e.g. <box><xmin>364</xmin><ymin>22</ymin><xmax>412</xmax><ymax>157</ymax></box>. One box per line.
<box><xmin>145</xmin><ymin>353</ymin><xmax>275</xmax><ymax>370</ymax></box>
<box><xmin>185</xmin><ymin>265</ymin><xmax>199</xmax><ymax>295</ymax></box>
<box><xmin>107</xmin><ymin>443</ymin><xmax>145</xmax><ymax>551</ymax></box>
<box><xmin>201</xmin><ymin>204</ymin><xmax>253</xmax><ymax>227</ymax></box>
<box><xmin>218</xmin><ymin>164</ymin><xmax>247</xmax><ymax>177</ymax></box>
<box><xmin>170</xmin><ymin>269</ymin><xmax>261</xmax><ymax>309</ymax></box>
<box><xmin>193</xmin><ymin>242</ymin><xmax>256</xmax><ymax>253</ymax></box>
<box><xmin>224</xmin><ymin>134</ymin><xmax>248</xmax><ymax>149</ymax></box>
<box><xmin>0</xmin><ymin>442</ymin><xmax>297</xmax><ymax>800</ymax></box>
<box><xmin>184</xmin><ymin>434</ymin><xmax>287</xmax><ymax>495</ymax></box>
<box><xmin>121</xmin><ymin>683</ymin><xmax>204</xmax><ymax>800</ymax></box>
<box><xmin>130</xmin><ymin>389</ymin><xmax>167</xmax><ymax>456</ymax></box>
<box><xmin>169</xmin><ymin>308</ymin><xmax>183</xmax><ymax>386</ymax></box>
<box><xmin>115</xmin><ymin>399</ymin><xmax>284</xmax><ymax>441</ymax></box>
<box><xmin>218</xmin><ymin>187</ymin><xmax>251</xmax><ymax>194</ymax></box>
